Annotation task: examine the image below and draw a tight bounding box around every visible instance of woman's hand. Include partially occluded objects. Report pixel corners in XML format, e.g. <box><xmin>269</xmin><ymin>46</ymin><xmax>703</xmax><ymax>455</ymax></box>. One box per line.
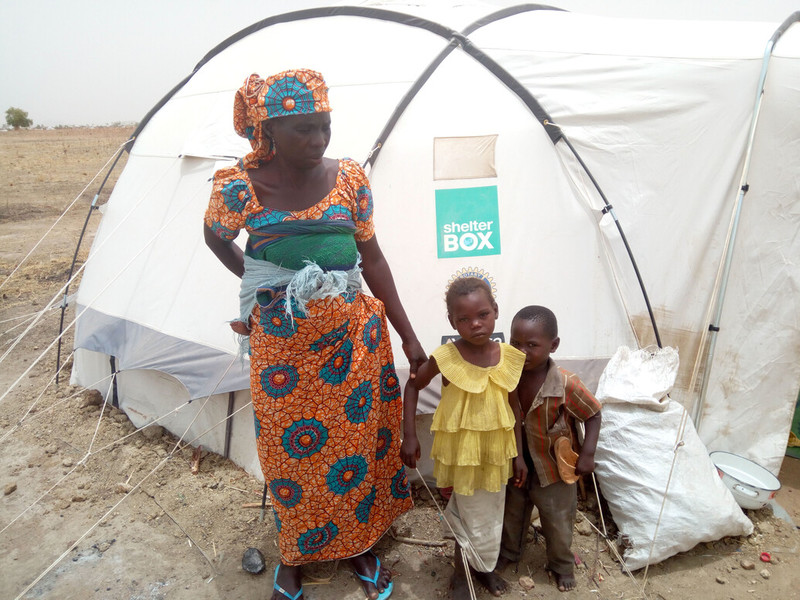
<box><xmin>402</xmin><ymin>338</ymin><xmax>427</xmax><ymax>379</ymax></box>
<box><xmin>230</xmin><ymin>320</ymin><xmax>251</xmax><ymax>335</ymax></box>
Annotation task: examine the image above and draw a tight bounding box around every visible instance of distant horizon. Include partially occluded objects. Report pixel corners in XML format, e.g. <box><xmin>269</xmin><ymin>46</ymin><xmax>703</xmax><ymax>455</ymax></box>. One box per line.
<box><xmin>1</xmin><ymin>120</ymin><xmax>139</xmax><ymax>131</ymax></box>
<box><xmin>2</xmin><ymin>0</ymin><xmax>798</xmax><ymax>128</ymax></box>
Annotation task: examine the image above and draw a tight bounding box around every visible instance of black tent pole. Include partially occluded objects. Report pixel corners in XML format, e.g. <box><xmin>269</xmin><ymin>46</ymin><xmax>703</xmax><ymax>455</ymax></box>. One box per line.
<box><xmin>362</xmin><ymin>11</ymin><xmax>661</xmax><ymax>347</ymax></box>
<box><xmin>55</xmin><ymin>138</ymin><xmax>134</xmax><ymax>384</ymax></box>
<box><xmin>118</xmin><ymin>4</ymin><xmax>662</xmax><ymax>352</ymax></box>
<box><xmin>558</xmin><ymin>136</ymin><xmax>662</xmax><ymax>348</ymax></box>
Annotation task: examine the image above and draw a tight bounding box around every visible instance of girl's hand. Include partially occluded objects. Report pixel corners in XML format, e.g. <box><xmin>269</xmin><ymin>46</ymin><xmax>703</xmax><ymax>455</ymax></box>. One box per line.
<box><xmin>400</xmin><ymin>435</ymin><xmax>421</xmax><ymax>469</ymax></box>
<box><xmin>402</xmin><ymin>339</ymin><xmax>427</xmax><ymax>379</ymax></box>
<box><xmin>513</xmin><ymin>456</ymin><xmax>528</xmax><ymax>488</ymax></box>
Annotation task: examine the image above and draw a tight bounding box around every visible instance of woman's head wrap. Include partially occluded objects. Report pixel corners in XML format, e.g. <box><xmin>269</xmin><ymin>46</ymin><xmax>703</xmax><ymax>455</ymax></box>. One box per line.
<box><xmin>233</xmin><ymin>69</ymin><xmax>331</xmax><ymax>165</ymax></box>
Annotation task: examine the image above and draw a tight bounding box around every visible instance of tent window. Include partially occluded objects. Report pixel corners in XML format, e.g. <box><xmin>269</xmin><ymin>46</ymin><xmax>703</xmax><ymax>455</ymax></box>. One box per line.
<box><xmin>433</xmin><ymin>135</ymin><xmax>497</xmax><ymax>180</ymax></box>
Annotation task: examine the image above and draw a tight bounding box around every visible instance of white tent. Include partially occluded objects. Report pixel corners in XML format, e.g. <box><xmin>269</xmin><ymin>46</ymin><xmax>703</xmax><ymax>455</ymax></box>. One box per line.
<box><xmin>71</xmin><ymin>3</ymin><xmax>800</xmax><ymax>479</ymax></box>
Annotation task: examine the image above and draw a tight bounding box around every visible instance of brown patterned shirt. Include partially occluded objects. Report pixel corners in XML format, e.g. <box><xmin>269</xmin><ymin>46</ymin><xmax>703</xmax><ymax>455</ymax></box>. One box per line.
<box><xmin>523</xmin><ymin>360</ymin><xmax>602</xmax><ymax>487</ymax></box>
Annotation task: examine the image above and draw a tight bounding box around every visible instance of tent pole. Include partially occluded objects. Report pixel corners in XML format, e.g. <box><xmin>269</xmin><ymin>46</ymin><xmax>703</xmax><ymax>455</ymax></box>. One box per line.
<box><xmin>55</xmin><ymin>140</ymin><xmax>133</xmax><ymax>384</ymax></box>
<box><xmin>365</xmin><ymin>5</ymin><xmax>563</xmax><ymax>169</ymax></box>
<box><xmin>560</xmin><ymin>136</ymin><xmax>663</xmax><ymax>349</ymax></box>
<box><xmin>691</xmin><ymin>12</ymin><xmax>800</xmax><ymax>431</ymax></box>
<box><xmin>363</xmin><ymin>14</ymin><xmax>661</xmax><ymax>347</ymax></box>
<box><xmin>457</xmin><ymin>40</ymin><xmax>661</xmax><ymax>346</ymax></box>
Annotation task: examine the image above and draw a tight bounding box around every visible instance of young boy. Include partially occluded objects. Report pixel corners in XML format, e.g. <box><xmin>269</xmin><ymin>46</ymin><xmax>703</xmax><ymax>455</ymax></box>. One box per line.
<box><xmin>498</xmin><ymin>305</ymin><xmax>602</xmax><ymax>592</ymax></box>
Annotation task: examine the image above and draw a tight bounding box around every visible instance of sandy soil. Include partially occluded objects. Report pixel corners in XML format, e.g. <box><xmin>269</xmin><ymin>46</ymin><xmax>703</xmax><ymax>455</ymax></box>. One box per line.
<box><xmin>1</xmin><ymin>127</ymin><xmax>799</xmax><ymax>600</ymax></box>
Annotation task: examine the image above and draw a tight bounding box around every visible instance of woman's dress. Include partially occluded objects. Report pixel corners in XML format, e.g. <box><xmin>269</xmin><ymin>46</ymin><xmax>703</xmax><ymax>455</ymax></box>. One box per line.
<box><xmin>205</xmin><ymin>157</ymin><xmax>412</xmax><ymax>564</ymax></box>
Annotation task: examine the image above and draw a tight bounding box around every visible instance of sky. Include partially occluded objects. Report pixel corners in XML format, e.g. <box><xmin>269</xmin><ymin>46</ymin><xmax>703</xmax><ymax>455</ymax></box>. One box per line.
<box><xmin>1</xmin><ymin>0</ymin><xmax>798</xmax><ymax>127</ymax></box>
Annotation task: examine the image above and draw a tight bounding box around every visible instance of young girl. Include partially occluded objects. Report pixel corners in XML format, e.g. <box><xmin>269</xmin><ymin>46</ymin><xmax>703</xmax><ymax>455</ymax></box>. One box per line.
<box><xmin>401</xmin><ymin>276</ymin><xmax>527</xmax><ymax>598</ymax></box>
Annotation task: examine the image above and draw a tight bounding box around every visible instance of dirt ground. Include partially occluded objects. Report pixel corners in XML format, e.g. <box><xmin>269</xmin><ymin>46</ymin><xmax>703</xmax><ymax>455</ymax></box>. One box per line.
<box><xmin>1</xmin><ymin>127</ymin><xmax>799</xmax><ymax>600</ymax></box>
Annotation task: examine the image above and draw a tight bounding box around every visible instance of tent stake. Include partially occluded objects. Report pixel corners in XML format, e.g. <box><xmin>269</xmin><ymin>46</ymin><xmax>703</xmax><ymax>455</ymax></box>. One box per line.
<box><xmin>109</xmin><ymin>355</ymin><xmax>119</xmax><ymax>408</ymax></box>
<box><xmin>223</xmin><ymin>391</ymin><xmax>235</xmax><ymax>459</ymax></box>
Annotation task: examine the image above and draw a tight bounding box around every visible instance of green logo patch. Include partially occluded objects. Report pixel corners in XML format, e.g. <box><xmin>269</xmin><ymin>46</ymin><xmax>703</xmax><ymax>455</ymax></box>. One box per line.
<box><xmin>435</xmin><ymin>186</ymin><xmax>501</xmax><ymax>259</ymax></box>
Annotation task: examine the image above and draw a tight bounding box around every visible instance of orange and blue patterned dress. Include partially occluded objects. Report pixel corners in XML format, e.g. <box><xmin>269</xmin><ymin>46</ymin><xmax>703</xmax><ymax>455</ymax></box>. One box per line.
<box><xmin>205</xmin><ymin>157</ymin><xmax>412</xmax><ymax>564</ymax></box>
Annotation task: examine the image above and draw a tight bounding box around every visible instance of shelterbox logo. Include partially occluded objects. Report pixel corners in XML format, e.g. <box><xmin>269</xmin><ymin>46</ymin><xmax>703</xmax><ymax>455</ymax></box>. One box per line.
<box><xmin>435</xmin><ymin>186</ymin><xmax>501</xmax><ymax>259</ymax></box>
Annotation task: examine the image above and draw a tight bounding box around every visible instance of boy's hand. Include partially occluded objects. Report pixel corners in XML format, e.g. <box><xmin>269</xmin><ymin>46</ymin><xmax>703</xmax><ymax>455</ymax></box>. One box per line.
<box><xmin>400</xmin><ymin>435</ymin><xmax>421</xmax><ymax>469</ymax></box>
<box><xmin>513</xmin><ymin>456</ymin><xmax>528</xmax><ymax>488</ymax></box>
<box><xmin>575</xmin><ymin>451</ymin><xmax>595</xmax><ymax>476</ymax></box>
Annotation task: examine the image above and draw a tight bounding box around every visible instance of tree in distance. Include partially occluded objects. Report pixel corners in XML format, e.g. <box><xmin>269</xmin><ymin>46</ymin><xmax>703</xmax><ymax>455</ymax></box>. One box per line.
<box><xmin>5</xmin><ymin>107</ymin><xmax>33</xmax><ymax>129</ymax></box>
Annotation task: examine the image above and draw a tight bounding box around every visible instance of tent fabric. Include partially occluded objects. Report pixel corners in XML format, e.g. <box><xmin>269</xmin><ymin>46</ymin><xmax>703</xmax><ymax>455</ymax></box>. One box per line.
<box><xmin>76</xmin><ymin>307</ymin><xmax>247</xmax><ymax>397</ymax></box>
<box><xmin>73</xmin><ymin>4</ymin><xmax>800</xmax><ymax>475</ymax></box>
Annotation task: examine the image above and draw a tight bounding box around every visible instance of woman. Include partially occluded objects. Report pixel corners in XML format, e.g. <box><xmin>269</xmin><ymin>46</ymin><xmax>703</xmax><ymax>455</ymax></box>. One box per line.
<box><xmin>204</xmin><ymin>69</ymin><xmax>425</xmax><ymax>600</ymax></box>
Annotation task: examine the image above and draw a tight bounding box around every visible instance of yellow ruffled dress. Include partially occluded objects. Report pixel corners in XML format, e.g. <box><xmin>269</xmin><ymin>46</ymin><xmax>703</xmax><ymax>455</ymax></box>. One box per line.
<box><xmin>430</xmin><ymin>343</ymin><xmax>525</xmax><ymax>496</ymax></box>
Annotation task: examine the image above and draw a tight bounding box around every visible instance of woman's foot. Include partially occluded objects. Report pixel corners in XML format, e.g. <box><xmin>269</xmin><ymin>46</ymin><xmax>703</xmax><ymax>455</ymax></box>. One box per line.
<box><xmin>272</xmin><ymin>563</ymin><xmax>303</xmax><ymax>600</ymax></box>
<box><xmin>350</xmin><ymin>551</ymin><xmax>392</xmax><ymax>599</ymax></box>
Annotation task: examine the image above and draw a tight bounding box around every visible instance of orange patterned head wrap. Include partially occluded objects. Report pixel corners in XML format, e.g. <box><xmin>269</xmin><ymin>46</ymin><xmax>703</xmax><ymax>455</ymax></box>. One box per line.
<box><xmin>233</xmin><ymin>68</ymin><xmax>332</xmax><ymax>163</ymax></box>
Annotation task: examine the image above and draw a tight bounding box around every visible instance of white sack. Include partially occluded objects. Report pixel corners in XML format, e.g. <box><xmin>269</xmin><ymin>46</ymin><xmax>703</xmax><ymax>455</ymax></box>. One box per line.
<box><xmin>594</xmin><ymin>346</ymin><xmax>753</xmax><ymax>570</ymax></box>
<box><xmin>595</xmin><ymin>346</ymin><xmax>679</xmax><ymax>411</ymax></box>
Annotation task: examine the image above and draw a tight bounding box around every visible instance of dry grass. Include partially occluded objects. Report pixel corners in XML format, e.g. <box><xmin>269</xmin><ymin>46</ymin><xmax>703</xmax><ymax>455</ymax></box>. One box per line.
<box><xmin>0</xmin><ymin>127</ymin><xmax>134</xmax><ymax>311</ymax></box>
<box><xmin>1</xmin><ymin>127</ymin><xmax>133</xmax><ymax>222</ymax></box>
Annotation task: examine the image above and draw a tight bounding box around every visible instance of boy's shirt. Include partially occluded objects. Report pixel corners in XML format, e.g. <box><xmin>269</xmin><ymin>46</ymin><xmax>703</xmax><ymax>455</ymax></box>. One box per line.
<box><xmin>522</xmin><ymin>359</ymin><xmax>602</xmax><ymax>487</ymax></box>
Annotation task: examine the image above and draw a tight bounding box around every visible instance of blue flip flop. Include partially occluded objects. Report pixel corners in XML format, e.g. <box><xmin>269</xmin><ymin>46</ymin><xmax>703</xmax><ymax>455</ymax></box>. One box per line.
<box><xmin>354</xmin><ymin>552</ymin><xmax>393</xmax><ymax>600</ymax></box>
<box><xmin>273</xmin><ymin>565</ymin><xmax>303</xmax><ymax>600</ymax></box>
